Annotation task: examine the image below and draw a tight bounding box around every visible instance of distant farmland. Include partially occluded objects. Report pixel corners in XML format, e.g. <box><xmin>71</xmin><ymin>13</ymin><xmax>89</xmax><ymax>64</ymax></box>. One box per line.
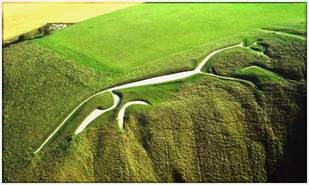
<box><xmin>3</xmin><ymin>2</ymin><xmax>139</xmax><ymax>42</ymax></box>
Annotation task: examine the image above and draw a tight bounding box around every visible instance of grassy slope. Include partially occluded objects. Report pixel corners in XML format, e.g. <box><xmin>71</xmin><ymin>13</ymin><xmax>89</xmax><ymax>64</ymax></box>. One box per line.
<box><xmin>203</xmin><ymin>28</ymin><xmax>307</xmax><ymax>82</ymax></box>
<box><xmin>232</xmin><ymin>66</ymin><xmax>283</xmax><ymax>83</ymax></box>
<box><xmin>86</xmin><ymin>32</ymin><xmax>306</xmax><ymax>182</ymax></box>
<box><xmin>3</xmin><ymin>3</ymin><xmax>306</xmax><ymax>183</ymax></box>
<box><xmin>7</xmin><ymin>32</ymin><xmax>306</xmax><ymax>182</ymax></box>
<box><xmin>100</xmin><ymin>32</ymin><xmax>306</xmax><ymax>182</ymax></box>
<box><xmin>203</xmin><ymin>47</ymin><xmax>270</xmax><ymax>75</ymax></box>
<box><xmin>258</xmin><ymin>33</ymin><xmax>307</xmax><ymax>81</ymax></box>
<box><xmin>115</xmin><ymin>75</ymin><xmax>268</xmax><ymax>182</ymax></box>
<box><xmin>3</xmin><ymin>42</ymin><xmax>111</xmax><ymax>181</ymax></box>
<box><xmin>37</xmin><ymin>3</ymin><xmax>306</xmax><ymax>72</ymax></box>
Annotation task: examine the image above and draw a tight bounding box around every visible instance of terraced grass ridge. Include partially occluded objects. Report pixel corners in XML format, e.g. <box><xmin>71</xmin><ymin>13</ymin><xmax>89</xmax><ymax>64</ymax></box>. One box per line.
<box><xmin>3</xmin><ymin>2</ymin><xmax>306</xmax><ymax>182</ymax></box>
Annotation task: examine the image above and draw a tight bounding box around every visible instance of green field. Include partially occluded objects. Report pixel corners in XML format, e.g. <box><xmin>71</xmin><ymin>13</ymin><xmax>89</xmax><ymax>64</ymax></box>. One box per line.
<box><xmin>3</xmin><ymin>2</ymin><xmax>307</xmax><ymax>183</ymax></box>
<box><xmin>37</xmin><ymin>3</ymin><xmax>305</xmax><ymax>72</ymax></box>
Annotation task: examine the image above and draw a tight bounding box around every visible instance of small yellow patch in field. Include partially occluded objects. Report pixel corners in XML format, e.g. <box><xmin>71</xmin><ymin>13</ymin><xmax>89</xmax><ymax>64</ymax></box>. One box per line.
<box><xmin>3</xmin><ymin>2</ymin><xmax>140</xmax><ymax>42</ymax></box>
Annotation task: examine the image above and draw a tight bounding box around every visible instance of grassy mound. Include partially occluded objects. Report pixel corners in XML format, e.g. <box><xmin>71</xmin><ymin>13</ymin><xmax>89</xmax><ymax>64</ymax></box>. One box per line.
<box><xmin>203</xmin><ymin>30</ymin><xmax>306</xmax><ymax>84</ymax></box>
<box><xmin>257</xmin><ymin>34</ymin><xmax>306</xmax><ymax>81</ymax></box>
<box><xmin>232</xmin><ymin>66</ymin><xmax>283</xmax><ymax>84</ymax></box>
<box><xmin>203</xmin><ymin>47</ymin><xmax>269</xmax><ymax>75</ymax></box>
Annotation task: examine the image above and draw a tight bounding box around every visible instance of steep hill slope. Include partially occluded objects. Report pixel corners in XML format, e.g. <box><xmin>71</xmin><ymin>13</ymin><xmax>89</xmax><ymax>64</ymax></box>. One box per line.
<box><xmin>3</xmin><ymin>3</ymin><xmax>306</xmax><ymax>182</ymax></box>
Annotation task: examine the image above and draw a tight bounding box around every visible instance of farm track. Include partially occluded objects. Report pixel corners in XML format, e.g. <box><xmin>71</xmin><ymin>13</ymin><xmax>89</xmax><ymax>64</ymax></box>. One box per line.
<box><xmin>34</xmin><ymin>41</ymin><xmax>259</xmax><ymax>154</ymax></box>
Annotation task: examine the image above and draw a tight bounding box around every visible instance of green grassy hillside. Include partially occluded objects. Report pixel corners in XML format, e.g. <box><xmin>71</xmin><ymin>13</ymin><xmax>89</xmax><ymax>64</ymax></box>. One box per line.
<box><xmin>203</xmin><ymin>47</ymin><xmax>270</xmax><ymax>75</ymax></box>
<box><xmin>3</xmin><ymin>42</ymin><xmax>97</xmax><ymax>180</ymax></box>
<box><xmin>232</xmin><ymin>66</ymin><xmax>283</xmax><ymax>83</ymax></box>
<box><xmin>3</xmin><ymin>2</ymin><xmax>306</xmax><ymax>183</ymax></box>
<box><xmin>37</xmin><ymin>3</ymin><xmax>305</xmax><ymax>72</ymax></box>
<box><xmin>203</xmin><ymin>29</ymin><xmax>306</xmax><ymax>82</ymax></box>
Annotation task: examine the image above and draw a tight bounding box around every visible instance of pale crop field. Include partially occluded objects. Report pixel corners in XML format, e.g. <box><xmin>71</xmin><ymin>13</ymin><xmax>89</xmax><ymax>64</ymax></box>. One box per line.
<box><xmin>2</xmin><ymin>2</ymin><xmax>139</xmax><ymax>42</ymax></box>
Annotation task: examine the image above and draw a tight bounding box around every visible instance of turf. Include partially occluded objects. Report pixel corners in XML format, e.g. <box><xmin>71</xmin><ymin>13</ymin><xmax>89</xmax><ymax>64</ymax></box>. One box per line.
<box><xmin>202</xmin><ymin>47</ymin><xmax>269</xmax><ymax>75</ymax></box>
<box><xmin>203</xmin><ymin>29</ymin><xmax>306</xmax><ymax>82</ymax></box>
<box><xmin>232</xmin><ymin>66</ymin><xmax>283</xmax><ymax>83</ymax></box>
<box><xmin>3</xmin><ymin>2</ymin><xmax>307</xmax><ymax>183</ymax></box>
<box><xmin>2</xmin><ymin>41</ymin><xmax>96</xmax><ymax>179</ymax></box>
<box><xmin>4</xmin><ymin>30</ymin><xmax>306</xmax><ymax>183</ymax></box>
<box><xmin>36</xmin><ymin>3</ymin><xmax>306</xmax><ymax>73</ymax></box>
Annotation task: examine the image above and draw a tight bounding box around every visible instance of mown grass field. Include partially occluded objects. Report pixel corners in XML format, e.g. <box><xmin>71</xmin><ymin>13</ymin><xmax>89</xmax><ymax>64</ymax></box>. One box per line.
<box><xmin>3</xmin><ymin>2</ymin><xmax>307</xmax><ymax>183</ymax></box>
<box><xmin>3</xmin><ymin>2</ymin><xmax>139</xmax><ymax>42</ymax></box>
<box><xmin>37</xmin><ymin>3</ymin><xmax>305</xmax><ymax>72</ymax></box>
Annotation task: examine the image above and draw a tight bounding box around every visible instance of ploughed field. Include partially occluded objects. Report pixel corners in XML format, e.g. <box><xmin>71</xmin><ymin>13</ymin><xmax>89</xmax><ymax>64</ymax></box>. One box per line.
<box><xmin>3</xmin><ymin>3</ymin><xmax>307</xmax><ymax>182</ymax></box>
